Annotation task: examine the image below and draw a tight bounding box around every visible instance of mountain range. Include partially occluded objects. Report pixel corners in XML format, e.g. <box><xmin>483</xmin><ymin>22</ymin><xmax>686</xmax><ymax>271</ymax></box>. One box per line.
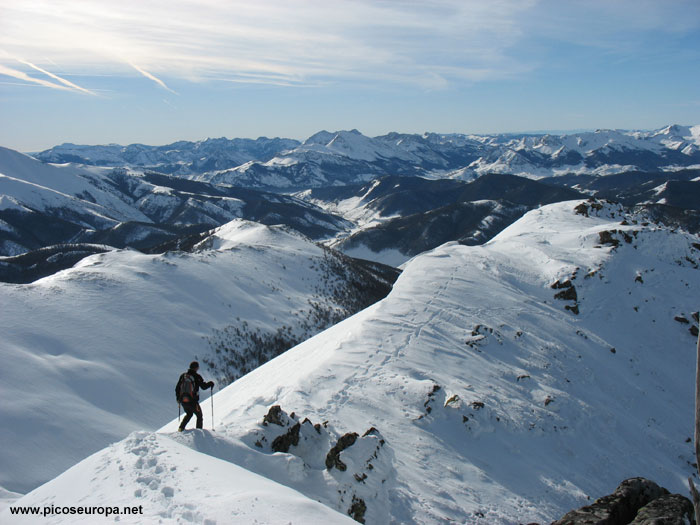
<box><xmin>2</xmin><ymin>125</ymin><xmax>700</xmax><ymax>522</ymax></box>
<box><xmin>3</xmin><ymin>126</ymin><xmax>700</xmax><ymax>271</ymax></box>
<box><xmin>0</xmin><ymin>146</ymin><xmax>350</xmax><ymax>265</ymax></box>
<box><xmin>34</xmin><ymin>125</ymin><xmax>700</xmax><ymax>189</ymax></box>
<box><xmin>3</xmin><ymin>199</ymin><xmax>698</xmax><ymax>523</ymax></box>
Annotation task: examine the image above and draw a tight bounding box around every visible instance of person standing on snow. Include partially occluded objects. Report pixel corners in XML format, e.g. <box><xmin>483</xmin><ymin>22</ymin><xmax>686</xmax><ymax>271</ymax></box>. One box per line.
<box><xmin>176</xmin><ymin>361</ymin><xmax>214</xmax><ymax>431</ymax></box>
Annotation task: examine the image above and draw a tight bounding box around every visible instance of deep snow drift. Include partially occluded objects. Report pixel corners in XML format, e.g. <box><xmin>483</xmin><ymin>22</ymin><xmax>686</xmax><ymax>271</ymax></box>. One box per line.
<box><xmin>5</xmin><ymin>199</ymin><xmax>700</xmax><ymax>524</ymax></box>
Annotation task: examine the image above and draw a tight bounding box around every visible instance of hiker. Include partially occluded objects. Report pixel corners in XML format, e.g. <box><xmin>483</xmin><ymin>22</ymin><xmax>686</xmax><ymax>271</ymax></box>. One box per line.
<box><xmin>176</xmin><ymin>361</ymin><xmax>214</xmax><ymax>431</ymax></box>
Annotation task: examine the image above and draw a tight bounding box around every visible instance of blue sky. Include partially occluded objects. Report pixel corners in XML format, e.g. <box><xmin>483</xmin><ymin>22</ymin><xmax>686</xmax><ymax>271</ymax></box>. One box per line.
<box><xmin>1</xmin><ymin>0</ymin><xmax>699</xmax><ymax>151</ymax></box>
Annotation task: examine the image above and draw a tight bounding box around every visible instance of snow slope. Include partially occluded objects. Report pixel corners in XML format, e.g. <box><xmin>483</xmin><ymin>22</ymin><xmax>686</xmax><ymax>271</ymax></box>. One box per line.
<box><xmin>0</xmin><ymin>147</ymin><xmax>149</xmax><ymax>225</ymax></box>
<box><xmin>0</xmin><ymin>146</ymin><xmax>351</xmax><ymax>256</ymax></box>
<box><xmin>0</xmin><ymin>220</ymin><xmax>391</xmax><ymax>494</ymax></box>
<box><xmin>2</xmin><ymin>431</ymin><xmax>355</xmax><ymax>524</ymax></box>
<box><xmin>10</xmin><ymin>199</ymin><xmax>699</xmax><ymax>523</ymax></box>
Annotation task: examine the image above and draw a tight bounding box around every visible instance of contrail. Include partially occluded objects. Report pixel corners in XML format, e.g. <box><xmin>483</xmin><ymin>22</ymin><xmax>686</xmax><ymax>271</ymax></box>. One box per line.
<box><xmin>0</xmin><ymin>63</ymin><xmax>73</xmax><ymax>92</ymax></box>
<box><xmin>17</xmin><ymin>59</ymin><xmax>96</xmax><ymax>96</ymax></box>
<box><xmin>130</xmin><ymin>63</ymin><xmax>177</xmax><ymax>94</ymax></box>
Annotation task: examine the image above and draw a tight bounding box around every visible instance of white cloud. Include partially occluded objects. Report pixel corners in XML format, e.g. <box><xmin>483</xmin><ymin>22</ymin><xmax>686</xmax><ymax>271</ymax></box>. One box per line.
<box><xmin>0</xmin><ymin>0</ymin><xmax>538</xmax><ymax>89</ymax></box>
<box><xmin>0</xmin><ymin>0</ymin><xmax>697</xmax><ymax>91</ymax></box>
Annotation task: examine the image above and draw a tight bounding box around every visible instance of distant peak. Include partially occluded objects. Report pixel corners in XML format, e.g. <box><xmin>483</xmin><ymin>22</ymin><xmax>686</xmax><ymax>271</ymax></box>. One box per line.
<box><xmin>303</xmin><ymin>130</ymin><xmax>335</xmax><ymax>146</ymax></box>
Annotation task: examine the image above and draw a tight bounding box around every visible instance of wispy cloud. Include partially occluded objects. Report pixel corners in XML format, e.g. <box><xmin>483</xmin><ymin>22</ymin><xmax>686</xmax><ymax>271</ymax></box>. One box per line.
<box><xmin>0</xmin><ymin>0</ymin><xmax>539</xmax><ymax>90</ymax></box>
<box><xmin>130</xmin><ymin>63</ymin><xmax>177</xmax><ymax>94</ymax></box>
<box><xmin>0</xmin><ymin>0</ymin><xmax>698</xmax><ymax>91</ymax></box>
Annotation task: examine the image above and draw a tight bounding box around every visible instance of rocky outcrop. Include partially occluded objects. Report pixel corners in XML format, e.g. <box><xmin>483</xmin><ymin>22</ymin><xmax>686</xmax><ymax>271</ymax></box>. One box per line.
<box><xmin>271</xmin><ymin>422</ymin><xmax>301</xmax><ymax>453</ymax></box>
<box><xmin>326</xmin><ymin>432</ymin><xmax>359</xmax><ymax>471</ymax></box>
<box><xmin>245</xmin><ymin>406</ymin><xmax>393</xmax><ymax>523</ymax></box>
<box><xmin>629</xmin><ymin>493</ymin><xmax>693</xmax><ymax>524</ymax></box>
<box><xmin>553</xmin><ymin>478</ymin><xmax>692</xmax><ymax>525</ymax></box>
<box><xmin>348</xmin><ymin>495</ymin><xmax>367</xmax><ymax>524</ymax></box>
<box><xmin>551</xmin><ymin>278</ymin><xmax>580</xmax><ymax>315</ymax></box>
<box><xmin>262</xmin><ymin>404</ymin><xmax>286</xmax><ymax>426</ymax></box>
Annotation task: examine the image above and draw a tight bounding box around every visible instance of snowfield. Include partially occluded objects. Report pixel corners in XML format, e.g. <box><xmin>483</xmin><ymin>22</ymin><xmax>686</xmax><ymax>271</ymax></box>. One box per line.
<box><xmin>4</xmin><ymin>199</ymin><xmax>699</xmax><ymax>523</ymax></box>
<box><xmin>2</xmin><ymin>431</ymin><xmax>356</xmax><ymax>524</ymax></box>
<box><xmin>0</xmin><ymin>220</ymin><xmax>391</xmax><ymax>495</ymax></box>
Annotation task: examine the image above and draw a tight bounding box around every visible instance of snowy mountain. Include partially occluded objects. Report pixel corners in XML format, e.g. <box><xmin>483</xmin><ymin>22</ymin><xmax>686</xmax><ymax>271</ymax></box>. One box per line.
<box><xmin>0</xmin><ymin>146</ymin><xmax>350</xmax><ymax>259</ymax></box>
<box><xmin>0</xmin><ymin>220</ymin><xmax>396</xmax><ymax>495</ymax></box>
<box><xmin>6</xmin><ymin>198</ymin><xmax>699</xmax><ymax>523</ymax></box>
<box><xmin>34</xmin><ymin>136</ymin><xmax>300</xmax><ymax>176</ymax></box>
<box><xmin>32</xmin><ymin>125</ymin><xmax>700</xmax><ymax>191</ymax></box>
<box><xmin>299</xmin><ymin>174</ymin><xmax>585</xmax><ymax>266</ymax></box>
<box><xmin>545</xmin><ymin>167</ymin><xmax>700</xmax><ymax>209</ymax></box>
<box><xmin>450</xmin><ymin>124</ymin><xmax>700</xmax><ymax>181</ymax></box>
<box><xmin>197</xmin><ymin>125</ymin><xmax>700</xmax><ymax>190</ymax></box>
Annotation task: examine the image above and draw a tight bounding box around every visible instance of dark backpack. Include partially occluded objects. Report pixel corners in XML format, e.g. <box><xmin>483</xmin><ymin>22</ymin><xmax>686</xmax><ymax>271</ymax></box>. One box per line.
<box><xmin>176</xmin><ymin>372</ymin><xmax>196</xmax><ymax>403</ymax></box>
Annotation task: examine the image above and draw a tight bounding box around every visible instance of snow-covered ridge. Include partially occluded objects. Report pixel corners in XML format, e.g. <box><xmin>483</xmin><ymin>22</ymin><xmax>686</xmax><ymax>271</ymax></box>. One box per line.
<box><xmin>1</xmin><ymin>431</ymin><xmax>355</xmax><ymax>524</ymax></box>
<box><xmin>0</xmin><ymin>146</ymin><xmax>150</xmax><ymax>225</ymax></box>
<box><xmin>0</xmin><ymin>219</ymin><xmax>394</xmax><ymax>495</ymax></box>
<box><xmin>33</xmin><ymin>125</ymin><xmax>700</xmax><ymax>190</ymax></box>
<box><xmin>0</xmin><ymin>146</ymin><xmax>351</xmax><ymax>257</ymax></box>
<box><xmin>34</xmin><ymin>136</ymin><xmax>301</xmax><ymax>176</ymax></box>
<box><xmin>10</xmin><ymin>199</ymin><xmax>699</xmax><ymax>523</ymax></box>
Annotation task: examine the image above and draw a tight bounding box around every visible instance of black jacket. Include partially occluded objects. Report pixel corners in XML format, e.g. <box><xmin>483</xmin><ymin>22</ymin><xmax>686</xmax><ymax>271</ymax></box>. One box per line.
<box><xmin>176</xmin><ymin>369</ymin><xmax>212</xmax><ymax>402</ymax></box>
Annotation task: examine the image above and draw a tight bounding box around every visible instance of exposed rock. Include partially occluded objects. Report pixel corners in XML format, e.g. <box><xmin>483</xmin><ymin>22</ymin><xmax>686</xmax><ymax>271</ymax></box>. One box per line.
<box><xmin>271</xmin><ymin>422</ymin><xmax>301</xmax><ymax>453</ymax></box>
<box><xmin>575</xmin><ymin>203</ymin><xmax>590</xmax><ymax>216</ymax></box>
<box><xmin>555</xmin><ymin>286</ymin><xmax>578</xmax><ymax>301</ymax></box>
<box><xmin>362</xmin><ymin>427</ymin><xmax>380</xmax><ymax>438</ymax></box>
<box><xmin>552</xmin><ymin>477</ymin><xmax>669</xmax><ymax>525</ymax></box>
<box><xmin>629</xmin><ymin>493</ymin><xmax>693</xmax><ymax>524</ymax></box>
<box><xmin>565</xmin><ymin>304</ymin><xmax>580</xmax><ymax>315</ymax></box>
<box><xmin>574</xmin><ymin>200</ymin><xmax>604</xmax><ymax>217</ymax></box>
<box><xmin>674</xmin><ymin>316</ymin><xmax>690</xmax><ymax>324</ymax></box>
<box><xmin>348</xmin><ymin>495</ymin><xmax>367</xmax><ymax>523</ymax></box>
<box><xmin>354</xmin><ymin>472</ymin><xmax>368</xmax><ymax>483</ymax></box>
<box><xmin>444</xmin><ymin>394</ymin><xmax>460</xmax><ymax>407</ymax></box>
<box><xmin>552</xmin><ymin>279</ymin><xmax>574</xmax><ymax>290</ymax></box>
<box><xmin>421</xmin><ymin>384</ymin><xmax>442</xmax><ymax>414</ymax></box>
<box><xmin>691</xmin><ymin>325</ymin><xmax>699</xmax><ymax>337</ymax></box>
<box><xmin>599</xmin><ymin>230</ymin><xmax>621</xmax><ymax>247</ymax></box>
<box><xmin>552</xmin><ymin>278</ymin><xmax>579</xmax><ymax>314</ymax></box>
<box><xmin>262</xmin><ymin>405</ymin><xmax>285</xmax><ymax>426</ymax></box>
<box><xmin>326</xmin><ymin>432</ymin><xmax>359</xmax><ymax>471</ymax></box>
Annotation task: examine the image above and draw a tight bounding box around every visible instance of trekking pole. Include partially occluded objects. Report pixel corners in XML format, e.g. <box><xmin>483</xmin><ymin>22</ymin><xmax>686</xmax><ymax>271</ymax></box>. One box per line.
<box><xmin>211</xmin><ymin>386</ymin><xmax>215</xmax><ymax>431</ymax></box>
<box><xmin>178</xmin><ymin>402</ymin><xmax>181</xmax><ymax>424</ymax></box>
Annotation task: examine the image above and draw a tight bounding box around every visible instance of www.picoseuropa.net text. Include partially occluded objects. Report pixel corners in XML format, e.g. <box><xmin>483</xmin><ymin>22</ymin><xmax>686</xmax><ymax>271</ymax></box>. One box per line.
<box><xmin>9</xmin><ymin>504</ymin><xmax>144</xmax><ymax>518</ymax></box>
